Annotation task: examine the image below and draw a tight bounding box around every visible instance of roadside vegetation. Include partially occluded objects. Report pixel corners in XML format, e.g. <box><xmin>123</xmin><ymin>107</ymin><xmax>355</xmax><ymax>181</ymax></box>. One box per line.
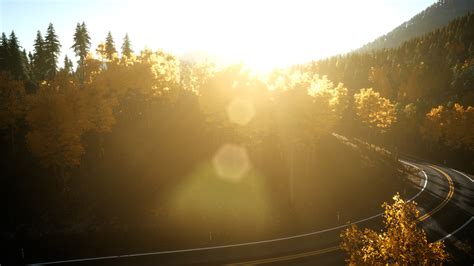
<box><xmin>1</xmin><ymin>9</ymin><xmax>473</xmax><ymax>264</ymax></box>
<box><xmin>341</xmin><ymin>193</ymin><xmax>448</xmax><ymax>265</ymax></box>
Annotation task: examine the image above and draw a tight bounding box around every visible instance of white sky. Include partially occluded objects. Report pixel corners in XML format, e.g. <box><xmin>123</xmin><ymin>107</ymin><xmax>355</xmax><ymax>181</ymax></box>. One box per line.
<box><xmin>1</xmin><ymin>0</ymin><xmax>435</xmax><ymax>70</ymax></box>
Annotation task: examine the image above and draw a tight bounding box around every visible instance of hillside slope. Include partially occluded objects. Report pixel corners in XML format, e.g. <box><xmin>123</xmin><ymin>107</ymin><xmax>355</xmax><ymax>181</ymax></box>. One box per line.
<box><xmin>312</xmin><ymin>12</ymin><xmax>474</xmax><ymax>106</ymax></box>
<box><xmin>359</xmin><ymin>0</ymin><xmax>474</xmax><ymax>52</ymax></box>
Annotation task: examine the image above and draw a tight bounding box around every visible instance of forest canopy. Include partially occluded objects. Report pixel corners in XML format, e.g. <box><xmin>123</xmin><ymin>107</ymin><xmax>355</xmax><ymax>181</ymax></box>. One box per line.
<box><xmin>1</xmin><ymin>13</ymin><xmax>473</xmax><ymax>194</ymax></box>
<box><xmin>0</xmin><ymin>8</ymin><xmax>473</xmax><ymax>264</ymax></box>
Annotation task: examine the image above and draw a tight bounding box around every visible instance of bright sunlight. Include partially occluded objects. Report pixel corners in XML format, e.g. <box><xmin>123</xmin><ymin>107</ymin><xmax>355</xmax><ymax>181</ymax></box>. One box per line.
<box><xmin>3</xmin><ymin>0</ymin><xmax>473</xmax><ymax>265</ymax></box>
<box><xmin>3</xmin><ymin>0</ymin><xmax>435</xmax><ymax>72</ymax></box>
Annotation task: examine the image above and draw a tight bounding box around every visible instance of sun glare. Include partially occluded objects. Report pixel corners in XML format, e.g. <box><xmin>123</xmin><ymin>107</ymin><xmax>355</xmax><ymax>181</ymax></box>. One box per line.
<box><xmin>212</xmin><ymin>144</ymin><xmax>251</xmax><ymax>182</ymax></box>
<box><xmin>114</xmin><ymin>0</ymin><xmax>395</xmax><ymax>71</ymax></box>
<box><xmin>2</xmin><ymin>0</ymin><xmax>466</xmax><ymax>264</ymax></box>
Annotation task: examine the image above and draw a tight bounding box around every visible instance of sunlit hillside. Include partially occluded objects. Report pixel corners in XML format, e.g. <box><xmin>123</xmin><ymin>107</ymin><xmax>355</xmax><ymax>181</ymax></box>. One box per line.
<box><xmin>1</xmin><ymin>1</ymin><xmax>474</xmax><ymax>265</ymax></box>
<box><xmin>359</xmin><ymin>0</ymin><xmax>474</xmax><ymax>52</ymax></box>
<box><xmin>310</xmin><ymin>11</ymin><xmax>474</xmax><ymax>165</ymax></box>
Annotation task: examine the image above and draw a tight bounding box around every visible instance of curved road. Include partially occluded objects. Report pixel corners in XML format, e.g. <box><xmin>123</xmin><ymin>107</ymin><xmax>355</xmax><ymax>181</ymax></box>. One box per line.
<box><xmin>32</xmin><ymin>160</ymin><xmax>474</xmax><ymax>265</ymax></box>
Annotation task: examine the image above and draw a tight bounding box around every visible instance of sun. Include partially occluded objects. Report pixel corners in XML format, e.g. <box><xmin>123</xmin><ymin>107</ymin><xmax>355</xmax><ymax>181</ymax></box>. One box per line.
<box><xmin>241</xmin><ymin>55</ymin><xmax>283</xmax><ymax>74</ymax></box>
<box><xmin>123</xmin><ymin>0</ymin><xmax>386</xmax><ymax>72</ymax></box>
<box><xmin>214</xmin><ymin>45</ymin><xmax>296</xmax><ymax>74</ymax></box>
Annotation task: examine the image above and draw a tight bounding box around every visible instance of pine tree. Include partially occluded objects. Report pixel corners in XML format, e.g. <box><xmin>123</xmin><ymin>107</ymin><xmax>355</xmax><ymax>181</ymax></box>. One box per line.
<box><xmin>105</xmin><ymin>31</ymin><xmax>117</xmax><ymax>60</ymax></box>
<box><xmin>28</xmin><ymin>52</ymin><xmax>34</xmax><ymax>66</ymax></box>
<box><xmin>121</xmin><ymin>33</ymin><xmax>133</xmax><ymax>58</ymax></box>
<box><xmin>44</xmin><ymin>23</ymin><xmax>61</xmax><ymax>79</ymax></box>
<box><xmin>71</xmin><ymin>22</ymin><xmax>91</xmax><ymax>83</ymax></box>
<box><xmin>33</xmin><ymin>30</ymin><xmax>47</xmax><ymax>81</ymax></box>
<box><xmin>7</xmin><ymin>31</ymin><xmax>25</xmax><ymax>80</ymax></box>
<box><xmin>63</xmin><ymin>55</ymin><xmax>73</xmax><ymax>75</ymax></box>
<box><xmin>0</xmin><ymin>33</ymin><xmax>9</xmax><ymax>72</ymax></box>
<box><xmin>21</xmin><ymin>49</ymin><xmax>32</xmax><ymax>81</ymax></box>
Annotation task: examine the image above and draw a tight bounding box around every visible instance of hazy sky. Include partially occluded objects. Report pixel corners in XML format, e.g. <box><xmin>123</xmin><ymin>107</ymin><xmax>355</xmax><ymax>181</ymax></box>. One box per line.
<box><xmin>1</xmin><ymin>0</ymin><xmax>436</xmax><ymax>70</ymax></box>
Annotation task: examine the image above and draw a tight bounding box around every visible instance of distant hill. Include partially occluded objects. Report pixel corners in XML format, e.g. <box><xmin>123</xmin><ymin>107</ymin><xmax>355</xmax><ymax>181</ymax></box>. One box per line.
<box><xmin>358</xmin><ymin>0</ymin><xmax>474</xmax><ymax>52</ymax></box>
<box><xmin>311</xmin><ymin>12</ymin><xmax>474</xmax><ymax>106</ymax></box>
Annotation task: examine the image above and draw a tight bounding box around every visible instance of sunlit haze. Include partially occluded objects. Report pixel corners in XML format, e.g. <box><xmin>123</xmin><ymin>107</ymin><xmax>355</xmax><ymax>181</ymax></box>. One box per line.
<box><xmin>2</xmin><ymin>0</ymin><xmax>435</xmax><ymax>71</ymax></box>
<box><xmin>1</xmin><ymin>0</ymin><xmax>473</xmax><ymax>264</ymax></box>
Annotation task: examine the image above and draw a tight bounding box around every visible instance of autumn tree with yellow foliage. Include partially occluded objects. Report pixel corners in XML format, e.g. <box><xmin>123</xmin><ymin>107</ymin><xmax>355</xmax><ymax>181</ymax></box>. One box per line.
<box><xmin>341</xmin><ymin>193</ymin><xmax>448</xmax><ymax>265</ymax></box>
<box><xmin>26</xmin><ymin>83</ymin><xmax>85</xmax><ymax>191</ymax></box>
<box><xmin>266</xmin><ymin>71</ymin><xmax>349</xmax><ymax>144</ymax></box>
<box><xmin>422</xmin><ymin>103</ymin><xmax>474</xmax><ymax>150</ymax></box>
<box><xmin>0</xmin><ymin>72</ymin><xmax>26</xmax><ymax>154</ymax></box>
<box><xmin>25</xmin><ymin>53</ymin><xmax>118</xmax><ymax>191</ymax></box>
<box><xmin>180</xmin><ymin>60</ymin><xmax>215</xmax><ymax>94</ymax></box>
<box><xmin>24</xmin><ymin>41</ymin><xmax>186</xmax><ymax>192</ymax></box>
<box><xmin>263</xmin><ymin>70</ymin><xmax>350</xmax><ymax>202</ymax></box>
<box><xmin>354</xmin><ymin>88</ymin><xmax>397</xmax><ymax>134</ymax></box>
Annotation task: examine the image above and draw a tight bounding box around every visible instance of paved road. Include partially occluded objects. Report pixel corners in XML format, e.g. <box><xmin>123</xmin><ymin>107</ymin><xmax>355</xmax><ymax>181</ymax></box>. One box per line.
<box><xmin>31</xmin><ymin>160</ymin><xmax>474</xmax><ymax>265</ymax></box>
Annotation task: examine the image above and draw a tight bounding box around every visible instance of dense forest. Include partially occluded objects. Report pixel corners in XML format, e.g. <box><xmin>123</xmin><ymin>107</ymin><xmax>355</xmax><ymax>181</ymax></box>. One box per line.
<box><xmin>309</xmin><ymin>11</ymin><xmax>474</xmax><ymax>163</ymax></box>
<box><xmin>359</xmin><ymin>0</ymin><xmax>474</xmax><ymax>52</ymax></box>
<box><xmin>0</xmin><ymin>10</ymin><xmax>473</xmax><ymax>266</ymax></box>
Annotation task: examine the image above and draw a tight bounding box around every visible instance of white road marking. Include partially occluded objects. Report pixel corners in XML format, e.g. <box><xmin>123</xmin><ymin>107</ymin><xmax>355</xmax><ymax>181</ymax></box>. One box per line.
<box><xmin>32</xmin><ymin>213</ymin><xmax>383</xmax><ymax>265</ymax></box>
<box><xmin>30</xmin><ymin>160</ymin><xmax>429</xmax><ymax>265</ymax></box>
<box><xmin>437</xmin><ymin>216</ymin><xmax>474</xmax><ymax>242</ymax></box>
<box><xmin>450</xmin><ymin>168</ymin><xmax>474</xmax><ymax>182</ymax></box>
<box><xmin>399</xmin><ymin>160</ymin><xmax>428</xmax><ymax>202</ymax></box>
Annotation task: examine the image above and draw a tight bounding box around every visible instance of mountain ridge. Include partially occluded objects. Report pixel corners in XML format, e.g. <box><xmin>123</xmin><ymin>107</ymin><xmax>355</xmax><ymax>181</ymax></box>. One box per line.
<box><xmin>358</xmin><ymin>0</ymin><xmax>474</xmax><ymax>53</ymax></box>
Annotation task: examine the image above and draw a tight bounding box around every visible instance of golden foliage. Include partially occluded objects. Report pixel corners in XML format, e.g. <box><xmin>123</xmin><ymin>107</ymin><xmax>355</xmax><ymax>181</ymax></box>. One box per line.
<box><xmin>181</xmin><ymin>61</ymin><xmax>215</xmax><ymax>94</ymax></box>
<box><xmin>95</xmin><ymin>48</ymin><xmax>180</xmax><ymax>101</ymax></box>
<box><xmin>272</xmin><ymin>72</ymin><xmax>346</xmax><ymax>146</ymax></box>
<box><xmin>422</xmin><ymin>103</ymin><xmax>474</xmax><ymax>150</ymax></box>
<box><xmin>25</xmin><ymin>65</ymin><xmax>117</xmax><ymax>181</ymax></box>
<box><xmin>192</xmin><ymin>69</ymin><xmax>350</xmax><ymax>144</ymax></box>
<box><xmin>198</xmin><ymin>65</ymin><xmax>266</xmax><ymax>128</ymax></box>
<box><xmin>421</xmin><ymin>105</ymin><xmax>446</xmax><ymax>145</ymax></box>
<box><xmin>26</xmin><ymin>84</ymin><xmax>85</xmax><ymax>170</ymax></box>
<box><xmin>0</xmin><ymin>72</ymin><xmax>26</xmax><ymax>129</ymax></box>
<box><xmin>354</xmin><ymin>88</ymin><xmax>397</xmax><ymax>132</ymax></box>
<box><xmin>341</xmin><ymin>193</ymin><xmax>448</xmax><ymax>265</ymax></box>
<box><xmin>83</xmin><ymin>53</ymin><xmax>103</xmax><ymax>83</ymax></box>
<box><xmin>25</xmin><ymin>47</ymin><xmax>185</xmax><ymax>180</ymax></box>
<box><xmin>82</xmin><ymin>79</ymin><xmax>117</xmax><ymax>134</ymax></box>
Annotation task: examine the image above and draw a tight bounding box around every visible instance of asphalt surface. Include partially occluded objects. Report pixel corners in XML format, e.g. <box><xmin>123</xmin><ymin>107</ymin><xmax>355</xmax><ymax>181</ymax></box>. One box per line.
<box><xmin>31</xmin><ymin>160</ymin><xmax>474</xmax><ymax>266</ymax></box>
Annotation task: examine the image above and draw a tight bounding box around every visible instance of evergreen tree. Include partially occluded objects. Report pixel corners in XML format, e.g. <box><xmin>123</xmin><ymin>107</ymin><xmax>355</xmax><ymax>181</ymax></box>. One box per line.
<box><xmin>21</xmin><ymin>49</ymin><xmax>32</xmax><ymax>81</ymax></box>
<box><xmin>63</xmin><ymin>55</ymin><xmax>74</xmax><ymax>75</ymax></box>
<box><xmin>7</xmin><ymin>31</ymin><xmax>25</xmax><ymax>80</ymax></box>
<box><xmin>105</xmin><ymin>31</ymin><xmax>117</xmax><ymax>60</ymax></box>
<box><xmin>121</xmin><ymin>33</ymin><xmax>133</xmax><ymax>58</ymax></box>
<box><xmin>0</xmin><ymin>33</ymin><xmax>9</xmax><ymax>72</ymax></box>
<box><xmin>71</xmin><ymin>22</ymin><xmax>91</xmax><ymax>83</ymax></box>
<box><xmin>44</xmin><ymin>23</ymin><xmax>61</xmax><ymax>79</ymax></box>
<box><xmin>28</xmin><ymin>52</ymin><xmax>34</xmax><ymax>66</ymax></box>
<box><xmin>32</xmin><ymin>30</ymin><xmax>47</xmax><ymax>80</ymax></box>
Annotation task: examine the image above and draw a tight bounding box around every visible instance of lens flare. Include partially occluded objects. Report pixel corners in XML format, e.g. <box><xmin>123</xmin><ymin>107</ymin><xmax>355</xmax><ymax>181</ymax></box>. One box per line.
<box><xmin>227</xmin><ymin>98</ymin><xmax>255</xmax><ymax>125</ymax></box>
<box><xmin>212</xmin><ymin>144</ymin><xmax>250</xmax><ymax>182</ymax></box>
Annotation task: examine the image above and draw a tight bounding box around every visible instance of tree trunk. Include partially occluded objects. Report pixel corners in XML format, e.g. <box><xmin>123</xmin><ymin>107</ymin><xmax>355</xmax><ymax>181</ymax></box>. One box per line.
<box><xmin>289</xmin><ymin>143</ymin><xmax>295</xmax><ymax>204</ymax></box>
<box><xmin>53</xmin><ymin>164</ymin><xmax>60</xmax><ymax>192</ymax></box>
<box><xmin>10</xmin><ymin>125</ymin><xmax>15</xmax><ymax>155</ymax></box>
